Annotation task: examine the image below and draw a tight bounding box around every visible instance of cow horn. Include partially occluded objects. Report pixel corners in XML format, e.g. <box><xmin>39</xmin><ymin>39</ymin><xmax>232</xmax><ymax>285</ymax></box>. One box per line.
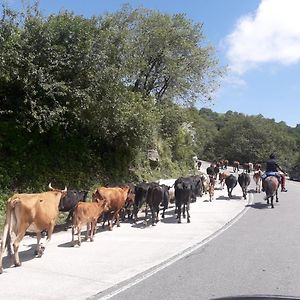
<box><xmin>48</xmin><ymin>183</ymin><xmax>54</xmax><ymax>190</ymax></box>
<box><xmin>63</xmin><ymin>186</ymin><xmax>67</xmax><ymax>192</ymax></box>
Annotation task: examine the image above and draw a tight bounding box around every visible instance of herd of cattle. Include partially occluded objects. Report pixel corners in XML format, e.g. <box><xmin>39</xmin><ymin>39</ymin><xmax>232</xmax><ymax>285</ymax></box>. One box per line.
<box><xmin>0</xmin><ymin>160</ymin><xmax>264</xmax><ymax>274</ymax></box>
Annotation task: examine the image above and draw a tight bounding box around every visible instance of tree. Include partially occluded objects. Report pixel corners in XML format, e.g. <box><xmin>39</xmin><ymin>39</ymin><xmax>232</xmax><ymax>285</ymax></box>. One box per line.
<box><xmin>102</xmin><ymin>5</ymin><xmax>225</xmax><ymax>105</ymax></box>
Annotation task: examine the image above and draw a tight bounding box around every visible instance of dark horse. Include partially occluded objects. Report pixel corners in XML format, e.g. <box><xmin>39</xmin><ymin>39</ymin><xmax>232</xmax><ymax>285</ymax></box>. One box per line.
<box><xmin>262</xmin><ymin>176</ymin><xmax>279</xmax><ymax>208</ymax></box>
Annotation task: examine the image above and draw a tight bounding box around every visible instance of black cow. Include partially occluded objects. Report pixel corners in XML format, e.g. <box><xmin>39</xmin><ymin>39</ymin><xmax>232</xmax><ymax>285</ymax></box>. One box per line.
<box><xmin>59</xmin><ymin>190</ymin><xmax>88</xmax><ymax>225</ymax></box>
<box><xmin>133</xmin><ymin>182</ymin><xmax>151</xmax><ymax>223</ymax></box>
<box><xmin>122</xmin><ymin>183</ymin><xmax>136</xmax><ymax>220</ymax></box>
<box><xmin>225</xmin><ymin>174</ymin><xmax>238</xmax><ymax>198</ymax></box>
<box><xmin>174</xmin><ymin>177</ymin><xmax>192</xmax><ymax>223</ymax></box>
<box><xmin>146</xmin><ymin>183</ymin><xmax>170</xmax><ymax>225</ymax></box>
<box><xmin>238</xmin><ymin>173</ymin><xmax>251</xmax><ymax>199</ymax></box>
<box><xmin>189</xmin><ymin>175</ymin><xmax>203</xmax><ymax>201</ymax></box>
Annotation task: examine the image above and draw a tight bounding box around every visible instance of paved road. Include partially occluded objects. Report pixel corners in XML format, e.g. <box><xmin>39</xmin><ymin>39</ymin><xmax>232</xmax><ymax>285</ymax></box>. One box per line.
<box><xmin>1</xmin><ymin>163</ymin><xmax>249</xmax><ymax>300</ymax></box>
<box><xmin>107</xmin><ymin>178</ymin><xmax>300</xmax><ymax>300</ymax></box>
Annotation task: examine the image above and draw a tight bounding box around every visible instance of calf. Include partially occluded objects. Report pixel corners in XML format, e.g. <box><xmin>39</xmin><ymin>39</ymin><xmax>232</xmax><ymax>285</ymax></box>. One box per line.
<box><xmin>59</xmin><ymin>190</ymin><xmax>88</xmax><ymax>225</ymax></box>
<box><xmin>72</xmin><ymin>200</ymin><xmax>109</xmax><ymax>246</ymax></box>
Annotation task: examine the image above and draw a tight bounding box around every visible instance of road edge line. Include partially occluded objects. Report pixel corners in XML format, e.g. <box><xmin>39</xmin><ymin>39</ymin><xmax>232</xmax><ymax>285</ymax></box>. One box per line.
<box><xmin>91</xmin><ymin>193</ymin><xmax>254</xmax><ymax>300</ymax></box>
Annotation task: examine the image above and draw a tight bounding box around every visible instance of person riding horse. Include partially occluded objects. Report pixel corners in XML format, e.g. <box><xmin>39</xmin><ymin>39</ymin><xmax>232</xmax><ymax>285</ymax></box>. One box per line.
<box><xmin>262</xmin><ymin>153</ymin><xmax>288</xmax><ymax>192</ymax></box>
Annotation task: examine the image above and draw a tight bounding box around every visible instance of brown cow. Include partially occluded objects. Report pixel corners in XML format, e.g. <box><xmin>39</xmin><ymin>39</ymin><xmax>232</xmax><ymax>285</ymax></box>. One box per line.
<box><xmin>71</xmin><ymin>199</ymin><xmax>109</xmax><ymax>246</ymax></box>
<box><xmin>0</xmin><ymin>184</ymin><xmax>67</xmax><ymax>274</ymax></box>
<box><xmin>233</xmin><ymin>161</ymin><xmax>240</xmax><ymax>172</ymax></box>
<box><xmin>92</xmin><ymin>186</ymin><xmax>130</xmax><ymax>231</ymax></box>
<box><xmin>254</xmin><ymin>163</ymin><xmax>262</xmax><ymax>171</ymax></box>
<box><xmin>223</xmin><ymin>159</ymin><xmax>229</xmax><ymax>169</ymax></box>
<box><xmin>219</xmin><ymin>171</ymin><xmax>230</xmax><ymax>190</ymax></box>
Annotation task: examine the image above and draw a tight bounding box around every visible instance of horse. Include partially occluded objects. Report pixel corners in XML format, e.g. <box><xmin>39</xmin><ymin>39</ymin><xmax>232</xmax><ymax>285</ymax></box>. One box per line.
<box><xmin>253</xmin><ymin>169</ymin><xmax>263</xmax><ymax>193</ymax></box>
<box><xmin>262</xmin><ymin>176</ymin><xmax>279</xmax><ymax>208</ymax></box>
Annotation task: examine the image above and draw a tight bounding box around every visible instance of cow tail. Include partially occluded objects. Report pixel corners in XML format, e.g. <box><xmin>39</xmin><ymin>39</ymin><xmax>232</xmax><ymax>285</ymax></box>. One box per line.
<box><xmin>1</xmin><ymin>197</ymin><xmax>16</xmax><ymax>259</ymax></box>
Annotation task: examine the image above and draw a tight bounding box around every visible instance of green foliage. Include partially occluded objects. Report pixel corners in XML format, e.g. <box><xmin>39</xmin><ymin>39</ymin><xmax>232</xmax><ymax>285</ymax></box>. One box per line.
<box><xmin>0</xmin><ymin>2</ymin><xmax>298</xmax><ymax>220</ymax></box>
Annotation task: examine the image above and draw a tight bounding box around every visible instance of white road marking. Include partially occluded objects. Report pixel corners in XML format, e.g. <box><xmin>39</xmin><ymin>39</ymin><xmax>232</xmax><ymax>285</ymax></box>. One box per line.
<box><xmin>94</xmin><ymin>193</ymin><xmax>254</xmax><ymax>300</ymax></box>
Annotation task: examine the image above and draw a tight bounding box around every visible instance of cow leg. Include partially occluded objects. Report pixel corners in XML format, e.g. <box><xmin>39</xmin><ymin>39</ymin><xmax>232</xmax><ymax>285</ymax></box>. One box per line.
<box><xmin>85</xmin><ymin>223</ymin><xmax>90</xmax><ymax>241</ymax></box>
<box><xmin>150</xmin><ymin>208</ymin><xmax>156</xmax><ymax>226</ymax></box>
<box><xmin>161</xmin><ymin>207</ymin><xmax>165</xmax><ymax>219</ymax></box>
<box><xmin>90</xmin><ymin>221</ymin><xmax>96</xmax><ymax>242</ymax></box>
<box><xmin>101</xmin><ymin>213</ymin><xmax>107</xmax><ymax>229</ymax></box>
<box><xmin>156</xmin><ymin>207</ymin><xmax>160</xmax><ymax>223</ymax></box>
<box><xmin>65</xmin><ymin>210</ymin><xmax>74</xmax><ymax>230</ymax></box>
<box><xmin>110</xmin><ymin>211</ymin><xmax>119</xmax><ymax>229</ymax></box>
<box><xmin>115</xmin><ymin>210</ymin><xmax>121</xmax><ymax>227</ymax></box>
<box><xmin>133</xmin><ymin>204</ymin><xmax>139</xmax><ymax>224</ymax></box>
<box><xmin>37</xmin><ymin>221</ymin><xmax>55</xmax><ymax>257</ymax></box>
<box><xmin>108</xmin><ymin>214</ymin><xmax>113</xmax><ymax>231</ymax></box>
<box><xmin>182</xmin><ymin>204</ymin><xmax>186</xmax><ymax>219</ymax></box>
<box><xmin>12</xmin><ymin>225</ymin><xmax>28</xmax><ymax>267</ymax></box>
<box><xmin>34</xmin><ymin>232</ymin><xmax>42</xmax><ymax>256</ymax></box>
<box><xmin>71</xmin><ymin>226</ymin><xmax>76</xmax><ymax>246</ymax></box>
<box><xmin>77</xmin><ymin>226</ymin><xmax>82</xmax><ymax>246</ymax></box>
<box><xmin>227</xmin><ymin>187</ymin><xmax>231</xmax><ymax>198</ymax></box>
<box><xmin>186</xmin><ymin>203</ymin><xmax>191</xmax><ymax>223</ymax></box>
<box><xmin>276</xmin><ymin>189</ymin><xmax>279</xmax><ymax>202</ymax></box>
<box><xmin>177</xmin><ymin>205</ymin><xmax>182</xmax><ymax>223</ymax></box>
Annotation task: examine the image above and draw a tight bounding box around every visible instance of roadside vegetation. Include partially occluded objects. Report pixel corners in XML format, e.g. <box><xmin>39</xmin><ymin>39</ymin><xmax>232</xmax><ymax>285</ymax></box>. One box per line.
<box><xmin>0</xmin><ymin>2</ymin><xmax>299</xmax><ymax>224</ymax></box>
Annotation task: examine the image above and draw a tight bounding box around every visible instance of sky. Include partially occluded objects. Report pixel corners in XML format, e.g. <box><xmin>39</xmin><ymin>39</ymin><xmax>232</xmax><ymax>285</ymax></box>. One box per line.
<box><xmin>5</xmin><ymin>0</ymin><xmax>300</xmax><ymax>127</ymax></box>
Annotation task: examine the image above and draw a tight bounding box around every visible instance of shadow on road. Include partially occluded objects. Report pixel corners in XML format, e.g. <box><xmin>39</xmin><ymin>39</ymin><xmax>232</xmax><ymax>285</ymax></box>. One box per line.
<box><xmin>246</xmin><ymin>202</ymin><xmax>269</xmax><ymax>209</ymax></box>
<box><xmin>216</xmin><ymin>195</ymin><xmax>242</xmax><ymax>201</ymax></box>
<box><xmin>212</xmin><ymin>295</ymin><xmax>300</xmax><ymax>300</ymax></box>
<box><xmin>2</xmin><ymin>243</ymin><xmax>36</xmax><ymax>270</ymax></box>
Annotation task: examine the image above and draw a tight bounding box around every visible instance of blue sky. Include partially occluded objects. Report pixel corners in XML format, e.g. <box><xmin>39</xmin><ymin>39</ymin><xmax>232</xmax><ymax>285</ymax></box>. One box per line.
<box><xmin>6</xmin><ymin>0</ymin><xmax>299</xmax><ymax>127</ymax></box>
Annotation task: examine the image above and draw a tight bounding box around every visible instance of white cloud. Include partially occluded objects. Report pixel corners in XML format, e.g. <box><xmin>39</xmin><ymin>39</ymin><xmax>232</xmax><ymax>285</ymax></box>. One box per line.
<box><xmin>225</xmin><ymin>0</ymin><xmax>300</xmax><ymax>74</ymax></box>
<box><xmin>222</xmin><ymin>74</ymin><xmax>247</xmax><ymax>88</ymax></box>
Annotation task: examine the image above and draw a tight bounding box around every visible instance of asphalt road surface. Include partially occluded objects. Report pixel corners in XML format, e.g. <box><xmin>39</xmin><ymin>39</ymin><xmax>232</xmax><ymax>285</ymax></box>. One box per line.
<box><xmin>105</xmin><ymin>179</ymin><xmax>300</xmax><ymax>300</ymax></box>
<box><xmin>2</xmin><ymin>164</ymin><xmax>300</xmax><ymax>300</ymax></box>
